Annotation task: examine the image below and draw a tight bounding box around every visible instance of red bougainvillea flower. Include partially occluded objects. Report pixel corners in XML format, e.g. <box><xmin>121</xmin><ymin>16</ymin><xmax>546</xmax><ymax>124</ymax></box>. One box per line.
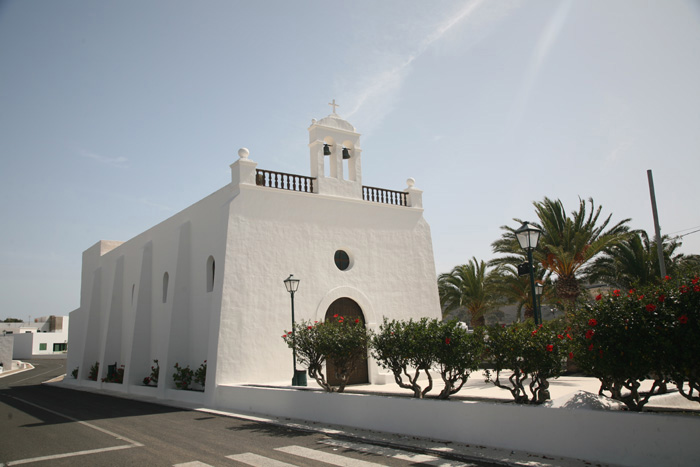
<box><xmin>680</xmin><ymin>285</ymin><xmax>689</xmax><ymax>294</ymax></box>
<box><xmin>694</xmin><ymin>286</ymin><xmax>700</xmax><ymax>292</ymax></box>
<box><xmin>588</xmin><ymin>343</ymin><xmax>594</xmax><ymax>351</ymax></box>
<box><xmin>658</xmin><ymin>294</ymin><xmax>666</xmax><ymax>303</ymax></box>
<box><xmin>692</xmin><ymin>277</ymin><xmax>699</xmax><ymax>285</ymax></box>
<box><xmin>588</xmin><ymin>319</ymin><xmax>598</xmax><ymax>327</ymax></box>
<box><xmin>281</xmin><ymin>334</ymin><xmax>286</xmax><ymax>338</ymax></box>
<box><xmin>628</xmin><ymin>289</ymin><xmax>635</xmax><ymax>295</ymax></box>
<box><xmin>585</xmin><ymin>330</ymin><xmax>595</xmax><ymax>340</ymax></box>
<box><xmin>566</xmin><ymin>333</ymin><xmax>573</xmax><ymax>340</ymax></box>
<box><xmin>646</xmin><ymin>304</ymin><xmax>657</xmax><ymax>312</ymax></box>
<box><xmin>546</xmin><ymin>344</ymin><xmax>554</xmax><ymax>352</ymax></box>
<box><xmin>613</xmin><ymin>289</ymin><xmax>621</xmax><ymax>297</ymax></box>
<box><xmin>595</xmin><ymin>294</ymin><xmax>602</xmax><ymax>301</ymax></box>
<box><xmin>569</xmin><ymin>352</ymin><xmax>574</xmax><ymax>359</ymax></box>
<box><xmin>679</xmin><ymin>315</ymin><xmax>689</xmax><ymax>324</ymax></box>
<box><xmin>557</xmin><ymin>334</ymin><xmax>564</xmax><ymax>340</ymax></box>
<box><xmin>664</xmin><ymin>275</ymin><xmax>671</xmax><ymax>281</ymax></box>
<box><xmin>531</xmin><ymin>330</ymin><xmax>537</xmax><ymax>336</ymax></box>
<box><xmin>307</xmin><ymin>326</ymin><xmax>313</xmax><ymax>330</ymax></box>
<box><xmin>637</xmin><ymin>295</ymin><xmax>644</xmax><ymax>300</ymax></box>
<box><xmin>355</xmin><ymin>318</ymin><xmax>360</xmax><ymax>324</ymax></box>
<box><xmin>333</xmin><ymin>314</ymin><xmax>339</xmax><ymax>318</ymax></box>
<box><xmin>445</xmin><ymin>338</ymin><xmax>451</xmax><ymax>345</ymax></box>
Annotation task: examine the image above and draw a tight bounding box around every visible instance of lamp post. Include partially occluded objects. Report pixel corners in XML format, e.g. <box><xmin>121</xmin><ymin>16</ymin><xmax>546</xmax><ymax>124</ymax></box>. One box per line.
<box><xmin>283</xmin><ymin>274</ymin><xmax>306</xmax><ymax>386</ymax></box>
<box><xmin>515</xmin><ymin>222</ymin><xmax>542</xmax><ymax>326</ymax></box>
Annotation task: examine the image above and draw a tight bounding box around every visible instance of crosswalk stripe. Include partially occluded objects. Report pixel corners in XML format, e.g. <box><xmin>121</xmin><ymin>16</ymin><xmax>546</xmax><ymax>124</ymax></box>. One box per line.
<box><xmin>319</xmin><ymin>439</ymin><xmax>475</xmax><ymax>467</ymax></box>
<box><xmin>226</xmin><ymin>452</ymin><xmax>298</xmax><ymax>467</ymax></box>
<box><xmin>276</xmin><ymin>445</ymin><xmax>385</xmax><ymax>467</ymax></box>
<box><xmin>172</xmin><ymin>462</ymin><xmax>214</xmax><ymax>467</ymax></box>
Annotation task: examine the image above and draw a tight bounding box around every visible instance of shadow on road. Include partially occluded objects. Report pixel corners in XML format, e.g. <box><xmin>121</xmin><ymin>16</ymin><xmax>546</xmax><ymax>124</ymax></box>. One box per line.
<box><xmin>0</xmin><ymin>384</ymin><xmax>186</xmax><ymax>427</ymax></box>
<box><xmin>227</xmin><ymin>420</ymin><xmax>319</xmax><ymax>439</ymax></box>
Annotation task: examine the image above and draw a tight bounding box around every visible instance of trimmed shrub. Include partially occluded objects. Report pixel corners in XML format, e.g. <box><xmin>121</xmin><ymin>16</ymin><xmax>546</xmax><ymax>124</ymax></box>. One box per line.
<box><xmin>283</xmin><ymin>315</ymin><xmax>369</xmax><ymax>393</ymax></box>
<box><xmin>484</xmin><ymin>321</ymin><xmax>569</xmax><ymax>404</ymax></box>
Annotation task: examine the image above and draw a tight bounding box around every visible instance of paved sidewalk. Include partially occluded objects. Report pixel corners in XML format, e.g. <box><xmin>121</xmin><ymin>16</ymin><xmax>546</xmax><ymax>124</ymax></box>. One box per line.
<box><xmin>264</xmin><ymin>372</ymin><xmax>700</xmax><ymax>412</ymax></box>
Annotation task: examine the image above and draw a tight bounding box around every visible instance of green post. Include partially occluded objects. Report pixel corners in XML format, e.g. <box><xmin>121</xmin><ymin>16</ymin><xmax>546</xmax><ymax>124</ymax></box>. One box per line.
<box><xmin>527</xmin><ymin>249</ymin><xmax>540</xmax><ymax>326</ymax></box>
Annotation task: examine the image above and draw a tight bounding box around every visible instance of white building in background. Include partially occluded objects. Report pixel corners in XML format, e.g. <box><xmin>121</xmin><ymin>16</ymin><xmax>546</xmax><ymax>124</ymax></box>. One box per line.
<box><xmin>1</xmin><ymin>315</ymin><xmax>70</xmax><ymax>359</ymax></box>
<box><xmin>64</xmin><ymin>107</ymin><xmax>441</xmax><ymax>406</ymax></box>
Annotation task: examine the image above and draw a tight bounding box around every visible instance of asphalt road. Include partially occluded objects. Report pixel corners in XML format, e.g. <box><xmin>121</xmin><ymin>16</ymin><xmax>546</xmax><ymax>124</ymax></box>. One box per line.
<box><xmin>0</xmin><ymin>358</ymin><xmax>500</xmax><ymax>467</ymax></box>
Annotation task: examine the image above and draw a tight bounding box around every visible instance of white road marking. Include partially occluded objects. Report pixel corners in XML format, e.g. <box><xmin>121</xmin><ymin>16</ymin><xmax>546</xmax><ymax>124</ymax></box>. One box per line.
<box><xmin>276</xmin><ymin>445</ymin><xmax>385</xmax><ymax>467</ymax></box>
<box><xmin>320</xmin><ymin>439</ymin><xmax>476</xmax><ymax>466</ymax></box>
<box><xmin>227</xmin><ymin>452</ymin><xmax>298</xmax><ymax>466</ymax></box>
<box><xmin>173</xmin><ymin>462</ymin><xmax>214</xmax><ymax>467</ymax></box>
<box><xmin>6</xmin><ymin>445</ymin><xmax>134</xmax><ymax>466</ymax></box>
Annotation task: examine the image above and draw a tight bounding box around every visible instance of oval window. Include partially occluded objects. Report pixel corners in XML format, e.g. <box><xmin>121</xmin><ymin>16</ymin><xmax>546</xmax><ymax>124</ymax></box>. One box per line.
<box><xmin>334</xmin><ymin>250</ymin><xmax>350</xmax><ymax>271</ymax></box>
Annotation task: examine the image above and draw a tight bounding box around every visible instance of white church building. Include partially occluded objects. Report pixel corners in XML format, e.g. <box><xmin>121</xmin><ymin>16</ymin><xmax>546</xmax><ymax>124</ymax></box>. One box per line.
<box><xmin>64</xmin><ymin>105</ymin><xmax>441</xmax><ymax>406</ymax></box>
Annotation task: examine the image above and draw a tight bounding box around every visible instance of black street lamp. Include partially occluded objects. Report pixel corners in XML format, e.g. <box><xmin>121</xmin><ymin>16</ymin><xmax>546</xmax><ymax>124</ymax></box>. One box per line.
<box><xmin>535</xmin><ymin>282</ymin><xmax>544</xmax><ymax>322</ymax></box>
<box><xmin>515</xmin><ymin>222</ymin><xmax>543</xmax><ymax>325</ymax></box>
<box><xmin>283</xmin><ymin>274</ymin><xmax>306</xmax><ymax>386</ymax></box>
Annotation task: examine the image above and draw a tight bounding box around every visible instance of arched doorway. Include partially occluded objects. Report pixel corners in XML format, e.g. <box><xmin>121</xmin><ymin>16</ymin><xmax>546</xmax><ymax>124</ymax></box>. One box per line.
<box><xmin>325</xmin><ymin>297</ymin><xmax>369</xmax><ymax>386</ymax></box>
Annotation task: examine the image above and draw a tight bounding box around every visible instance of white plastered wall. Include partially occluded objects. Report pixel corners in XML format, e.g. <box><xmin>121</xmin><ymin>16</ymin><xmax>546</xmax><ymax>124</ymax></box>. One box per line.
<box><xmin>67</xmin><ymin>185</ymin><xmax>232</xmax><ymax>397</ymax></box>
<box><xmin>214</xmin><ymin>181</ymin><xmax>441</xmax><ymax>386</ymax></box>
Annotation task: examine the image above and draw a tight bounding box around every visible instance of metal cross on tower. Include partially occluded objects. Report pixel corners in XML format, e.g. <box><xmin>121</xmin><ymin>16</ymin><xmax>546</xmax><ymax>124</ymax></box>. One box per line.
<box><xmin>328</xmin><ymin>99</ymin><xmax>339</xmax><ymax>114</ymax></box>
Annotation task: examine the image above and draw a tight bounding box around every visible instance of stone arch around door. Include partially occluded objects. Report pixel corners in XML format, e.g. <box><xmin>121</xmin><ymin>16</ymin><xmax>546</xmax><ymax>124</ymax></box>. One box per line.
<box><xmin>325</xmin><ymin>297</ymin><xmax>369</xmax><ymax>386</ymax></box>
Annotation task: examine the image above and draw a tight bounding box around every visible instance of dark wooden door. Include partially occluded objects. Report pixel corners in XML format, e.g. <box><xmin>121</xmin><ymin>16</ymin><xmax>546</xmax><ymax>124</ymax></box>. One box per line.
<box><xmin>325</xmin><ymin>298</ymin><xmax>369</xmax><ymax>385</ymax></box>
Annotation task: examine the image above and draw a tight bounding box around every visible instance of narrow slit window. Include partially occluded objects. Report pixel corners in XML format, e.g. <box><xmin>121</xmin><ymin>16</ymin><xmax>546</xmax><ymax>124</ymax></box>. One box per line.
<box><xmin>162</xmin><ymin>272</ymin><xmax>169</xmax><ymax>303</ymax></box>
<box><xmin>207</xmin><ymin>256</ymin><xmax>215</xmax><ymax>292</ymax></box>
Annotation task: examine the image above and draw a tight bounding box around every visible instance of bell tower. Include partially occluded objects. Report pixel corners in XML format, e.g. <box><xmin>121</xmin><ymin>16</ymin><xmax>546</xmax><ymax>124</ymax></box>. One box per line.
<box><xmin>308</xmin><ymin>100</ymin><xmax>362</xmax><ymax>199</ymax></box>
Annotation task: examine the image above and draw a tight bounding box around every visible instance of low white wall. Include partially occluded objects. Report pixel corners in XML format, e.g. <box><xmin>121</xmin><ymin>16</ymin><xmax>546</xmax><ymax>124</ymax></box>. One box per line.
<box><xmin>216</xmin><ymin>385</ymin><xmax>700</xmax><ymax>467</ymax></box>
<box><xmin>12</xmin><ymin>333</ymin><xmax>33</xmax><ymax>359</ymax></box>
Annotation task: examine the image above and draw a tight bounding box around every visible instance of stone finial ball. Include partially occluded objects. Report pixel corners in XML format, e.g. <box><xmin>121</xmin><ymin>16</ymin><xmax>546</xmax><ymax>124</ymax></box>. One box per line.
<box><xmin>238</xmin><ymin>148</ymin><xmax>250</xmax><ymax>159</ymax></box>
<box><xmin>406</xmin><ymin>177</ymin><xmax>415</xmax><ymax>188</ymax></box>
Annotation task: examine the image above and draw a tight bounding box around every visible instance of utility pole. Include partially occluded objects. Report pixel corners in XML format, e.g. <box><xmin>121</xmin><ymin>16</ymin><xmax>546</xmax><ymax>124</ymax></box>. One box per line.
<box><xmin>647</xmin><ymin>169</ymin><xmax>667</xmax><ymax>278</ymax></box>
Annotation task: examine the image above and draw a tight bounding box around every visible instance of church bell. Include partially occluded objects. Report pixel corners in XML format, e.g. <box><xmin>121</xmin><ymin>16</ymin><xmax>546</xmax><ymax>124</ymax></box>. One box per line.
<box><xmin>342</xmin><ymin>147</ymin><xmax>351</xmax><ymax>159</ymax></box>
<box><xmin>323</xmin><ymin>144</ymin><xmax>331</xmax><ymax>156</ymax></box>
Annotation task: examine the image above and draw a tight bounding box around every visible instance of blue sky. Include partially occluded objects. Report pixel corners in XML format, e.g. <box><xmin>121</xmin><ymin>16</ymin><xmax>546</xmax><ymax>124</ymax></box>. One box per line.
<box><xmin>1</xmin><ymin>0</ymin><xmax>699</xmax><ymax>321</ymax></box>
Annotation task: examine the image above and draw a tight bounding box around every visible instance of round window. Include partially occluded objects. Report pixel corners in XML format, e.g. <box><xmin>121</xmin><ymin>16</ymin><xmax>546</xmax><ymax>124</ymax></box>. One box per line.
<box><xmin>334</xmin><ymin>250</ymin><xmax>350</xmax><ymax>271</ymax></box>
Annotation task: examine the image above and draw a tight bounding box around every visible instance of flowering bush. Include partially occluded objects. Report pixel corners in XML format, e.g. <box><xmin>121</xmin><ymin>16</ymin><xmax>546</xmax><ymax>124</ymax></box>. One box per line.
<box><xmin>371</xmin><ymin>318</ymin><xmax>438</xmax><ymax>398</ymax></box>
<box><xmin>371</xmin><ymin>318</ymin><xmax>485</xmax><ymax>399</ymax></box>
<box><xmin>483</xmin><ymin>321</ymin><xmax>569</xmax><ymax>404</ymax></box>
<box><xmin>102</xmin><ymin>364</ymin><xmax>124</xmax><ymax>384</ymax></box>
<box><xmin>194</xmin><ymin>360</ymin><xmax>207</xmax><ymax>388</ymax></box>
<box><xmin>88</xmin><ymin>361</ymin><xmax>99</xmax><ymax>381</ymax></box>
<box><xmin>283</xmin><ymin>315</ymin><xmax>369</xmax><ymax>393</ymax></box>
<box><xmin>173</xmin><ymin>362</ymin><xmax>194</xmax><ymax>390</ymax></box>
<box><xmin>572</xmin><ymin>274</ymin><xmax>700</xmax><ymax>409</ymax></box>
<box><xmin>143</xmin><ymin>359</ymin><xmax>159</xmax><ymax>386</ymax></box>
<box><xmin>71</xmin><ymin>367</ymin><xmax>79</xmax><ymax>379</ymax></box>
<box><xmin>664</xmin><ymin>275</ymin><xmax>700</xmax><ymax>402</ymax></box>
<box><xmin>433</xmin><ymin>320</ymin><xmax>485</xmax><ymax>399</ymax></box>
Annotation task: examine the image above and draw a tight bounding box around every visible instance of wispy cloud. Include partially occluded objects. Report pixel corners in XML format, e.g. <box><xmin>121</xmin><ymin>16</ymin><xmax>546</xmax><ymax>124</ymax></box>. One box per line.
<box><xmin>137</xmin><ymin>197</ymin><xmax>174</xmax><ymax>212</ymax></box>
<box><xmin>508</xmin><ymin>0</ymin><xmax>573</xmax><ymax>129</ymax></box>
<box><xmin>340</xmin><ymin>0</ymin><xmax>517</xmax><ymax>135</ymax></box>
<box><xmin>79</xmin><ymin>149</ymin><xmax>129</xmax><ymax>168</ymax></box>
<box><xmin>113</xmin><ymin>192</ymin><xmax>175</xmax><ymax>212</ymax></box>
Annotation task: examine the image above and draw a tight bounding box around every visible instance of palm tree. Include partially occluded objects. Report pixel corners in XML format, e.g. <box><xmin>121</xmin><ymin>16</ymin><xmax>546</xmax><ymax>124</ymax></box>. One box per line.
<box><xmin>492</xmin><ymin>197</ymin><xmax>630</xmax><ymax>307</ymax></box>
<box><xmin>588</xmin><ymin>230</ymin><xmax>700</xmax><ymax>289</ymax></box>
<box><xmin>438</xmin><ymin>258</ymin><xmax>499</xmax><ymax>328</ymax></box>
<box><xmin>490</xmin><ymin>264</ymin><xmax>552</xmax><ymax>322</ymax></box>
